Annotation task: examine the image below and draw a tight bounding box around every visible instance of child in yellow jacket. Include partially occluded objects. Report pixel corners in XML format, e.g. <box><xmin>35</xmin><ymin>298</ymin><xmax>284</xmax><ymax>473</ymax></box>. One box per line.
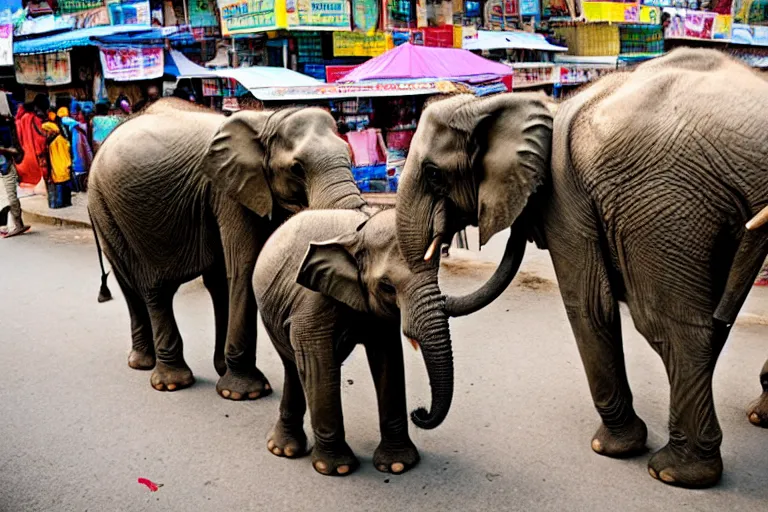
<box><xmin>41</xmin><ymin>120</ymin><xmax>72</xmax><ymax>208</ymax></box>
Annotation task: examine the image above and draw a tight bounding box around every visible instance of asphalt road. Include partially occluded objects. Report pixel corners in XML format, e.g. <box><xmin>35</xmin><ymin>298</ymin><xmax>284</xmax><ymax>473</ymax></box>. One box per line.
<box><xmin>1</xmin><ymin>224</ymin><xmax>767</xmax><ymax>512</ymax></box>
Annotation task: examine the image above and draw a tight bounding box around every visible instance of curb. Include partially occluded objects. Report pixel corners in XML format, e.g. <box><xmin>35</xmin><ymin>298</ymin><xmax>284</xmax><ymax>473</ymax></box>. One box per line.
<box><xmin>21</xmin><ymin>208</ymin><xmax>92</xmax><ymax>230</ymax></box>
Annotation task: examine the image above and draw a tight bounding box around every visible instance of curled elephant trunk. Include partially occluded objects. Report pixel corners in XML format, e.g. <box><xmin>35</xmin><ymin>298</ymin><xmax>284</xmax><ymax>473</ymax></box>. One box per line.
<box><xmin>402</xmin><ymin>274</ymin><xmax>454</xmax><ymax>430</ymax></box>
<box><xmin>444</xmin><ymin>221</ymin><xmax>527</xmax><ymax>317</ymax></box>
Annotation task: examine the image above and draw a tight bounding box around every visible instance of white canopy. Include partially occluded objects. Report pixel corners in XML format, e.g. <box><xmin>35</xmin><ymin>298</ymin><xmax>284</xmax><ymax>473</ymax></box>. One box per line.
<box><xmin>463</xmin><ymin>30</ymin><xmax>567</xmax><ymax>52</ymax></box>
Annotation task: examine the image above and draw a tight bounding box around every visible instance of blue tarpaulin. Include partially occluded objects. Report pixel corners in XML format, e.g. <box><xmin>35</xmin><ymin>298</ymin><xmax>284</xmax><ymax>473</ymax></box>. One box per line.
<box><xmin>94</xmin><ymin>27</ymin><xmax>201</xmax><ymax>47</ymax></box>
<box><xmin>13</xmin><ymin>25</ymin><xmax>151</xmax><ymax>55</ymax></box>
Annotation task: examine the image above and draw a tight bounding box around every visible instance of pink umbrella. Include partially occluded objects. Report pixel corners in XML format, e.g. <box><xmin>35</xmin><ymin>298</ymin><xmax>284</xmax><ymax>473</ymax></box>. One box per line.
<box><xmin>339</xmin><ymin>43</ymin><xmax>512</xmax><ymax>84</ymax></box>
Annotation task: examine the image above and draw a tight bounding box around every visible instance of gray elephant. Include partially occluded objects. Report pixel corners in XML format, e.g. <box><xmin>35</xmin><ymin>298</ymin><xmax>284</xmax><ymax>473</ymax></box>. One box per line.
<box><xmin>253</xmin><ymin>208</ymin><xmax>451</xmax><ymax>476</ymax></box>
<box><xmin>393</xmin><ymin>49</ymin><xmax>768</xmax><ymax>488</ymax></box>
<box><xmin>88</xmin><ymin>98</ymin><xmax>366</xmax><ymax>399</ymax></box>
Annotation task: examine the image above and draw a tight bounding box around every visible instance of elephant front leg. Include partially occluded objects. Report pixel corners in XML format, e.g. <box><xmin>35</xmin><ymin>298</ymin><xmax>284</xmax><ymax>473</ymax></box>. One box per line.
<box><xmin>215</xmin><ymin>268</ymin><xmax>271</xmax><ymax>401</ymax></box>
<box><xmin>647</xmin><ymin>323</ymin><xmax>727</xmax><ymax>488</ymax></box>
<box><xmin>747</xmin><ymin>359</ymin><xmax>768</xmax><ymax>428</ymax></box>
<box><xmin>268</xmin><ymin>353</ymin><xmax>308</xmax><ymax>458</ymax></box>
<box><xmin>145</xmin><ymin>286</ymin><xmax>194</xmax><ymax>391</ymax></box>
<box><xmin>365</xmin><ymin>328</ymin><xmax>419</xmax><ymax>475</ymax></box>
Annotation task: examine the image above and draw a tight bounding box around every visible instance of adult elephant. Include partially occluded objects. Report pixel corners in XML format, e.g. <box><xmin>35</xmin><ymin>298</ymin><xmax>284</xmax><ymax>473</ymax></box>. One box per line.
<box><xmin>89</xmin><ymin>98</ymin><xmax>366</xmax><ymax>400</ymax></box>
<box><xmin>394</xmin><ymin>49</ymin><xmax>768</xmax><ymax>488</ymax></box>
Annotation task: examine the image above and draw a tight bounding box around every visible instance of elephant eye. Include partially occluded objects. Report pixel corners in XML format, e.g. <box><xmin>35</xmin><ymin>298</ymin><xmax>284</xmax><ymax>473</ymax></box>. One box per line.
<box><xmin>379</xmin><ymin>280</ymin><xmax>396</xmax><ymax>296</ymax></box>
<box><xmin>291</xmin><ymin>162</ymin><xmax>305</xmax><ymax>178</ymax></box>
<box><xmin>425</xmin><ymin>163</ymin><xmax>441</xmax><ymax>184</ymax></box>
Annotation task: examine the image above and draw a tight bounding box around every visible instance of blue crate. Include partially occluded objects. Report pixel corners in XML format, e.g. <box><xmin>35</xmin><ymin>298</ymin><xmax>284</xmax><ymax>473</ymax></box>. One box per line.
<box><xmin>352</xmin><ymin>164</ymin><xmax>387</xmax><ymax>181</ymax></box>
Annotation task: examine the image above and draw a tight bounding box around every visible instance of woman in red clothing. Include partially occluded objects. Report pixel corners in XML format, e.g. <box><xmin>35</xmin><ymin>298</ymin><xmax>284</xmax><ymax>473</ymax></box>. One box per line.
<box><xmin>15</xmin><ymin>95</ymin><xmax>50</xmax><ymax>186</ymax></box>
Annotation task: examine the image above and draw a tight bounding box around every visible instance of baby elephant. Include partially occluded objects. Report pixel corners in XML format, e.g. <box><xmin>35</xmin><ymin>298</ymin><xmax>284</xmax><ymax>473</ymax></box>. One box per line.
<box><xmin>254</xmin><ymin>209</ymin><xmax>450</xmax><ymax>476</ymax></box>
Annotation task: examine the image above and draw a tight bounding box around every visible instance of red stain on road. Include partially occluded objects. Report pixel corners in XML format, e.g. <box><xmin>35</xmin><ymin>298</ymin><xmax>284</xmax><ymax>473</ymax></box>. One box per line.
<box><xmin>138</xmin><ymin>478</ymin><xmax>160</xmax><ymax>492</ymax></box>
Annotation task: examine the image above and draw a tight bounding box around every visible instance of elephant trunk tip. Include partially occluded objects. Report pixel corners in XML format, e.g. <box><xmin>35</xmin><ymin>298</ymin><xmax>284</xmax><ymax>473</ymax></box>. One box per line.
<box><xmin>98</xmin><ymin>272</ymin><xmax>113</xmax><ymax>303</ymax></box>
<box><xmin>410</xmin><ymin>406</ymin><xmax>448</xmax><ymax>430</ymax></box>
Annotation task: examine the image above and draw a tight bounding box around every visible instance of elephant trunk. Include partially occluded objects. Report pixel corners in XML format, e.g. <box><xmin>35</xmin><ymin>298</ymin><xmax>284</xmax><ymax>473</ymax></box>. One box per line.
<box><xmin>444</xmin><ymin>221</ymin><xmax>527</xmax><ymax>317</ymax></box>
<box><xmin>395</xmin><ymin>170</ymin><xmax>445</xmax><ymax>274</ymax></box>
<box><xmin>308</xmin><ymin>164</ymin><xmax>366</xmax><ymax>211</ymax></box>
<box><xmin>402</xmin><ymin>273</ymin><xmax>454</xmax><ymax>430</ymax></box>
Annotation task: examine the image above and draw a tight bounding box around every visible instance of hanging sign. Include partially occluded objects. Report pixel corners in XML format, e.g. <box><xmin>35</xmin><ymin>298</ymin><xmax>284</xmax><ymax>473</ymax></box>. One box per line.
<box><xmin>189</xmin><ymin>0</ymin><xmax>219</xmax><ymax>27</ymax></box>
<box><xmin>0</xmin><ymin>8</ymin><xmax>12</xmax><ymax>67</ymax></box>
<box><xmin>732</xmin><ymin>23</ymin><xmax>768</xmax><ymax>46</ymax></box>
<box><xmin>15</xmin><ymin>52</ymin><xmax>72</xmax><ymax>86</ymax></box>
<box><xmin>286</xmin><ymin>0</ymin><xmax>351</xmax><ymax>30</ymax></box>
<box><xmin>99</xmin><ymin>47</ymin><xmax>164</xmax><ymax>81</ymax></box>
<box><xmin>352</xmin><ymin>0</ymin><xmax>379</xmax><ymax>31</ymax></box>
<box><xmin>333</xmin><ymin>31</ymin><xmax>390</xmax><ymax>56</ymax></box>
<box><xmin>217</xmin><ymin>0</ymin><xmax>287</xmax><ymax>35</ymax></box>
<box><xmin>583</xmin><ymin>2</ymin><xmax>660</xmax><ymax>24</ymax></box>
<box><xmin>106</xmin><ymin>0</ymin><xmax>152</xmax><ymax>25</ymax></box>
<box><xmin>663</xmin><ymin>8</ymin><xmax>732</xmax><ymax>40</ymax></box>
<box><xmin>58</xmin><ymin>0</ymin><xmax>104</xmax><ymax>14</ymax></box>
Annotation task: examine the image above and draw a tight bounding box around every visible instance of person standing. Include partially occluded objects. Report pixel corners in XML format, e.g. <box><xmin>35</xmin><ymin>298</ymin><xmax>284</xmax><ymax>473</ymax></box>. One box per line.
<box><xmin>0</xmin><ymin>94</ymin><xmax>30</xmax><ymax>237</ymax></box>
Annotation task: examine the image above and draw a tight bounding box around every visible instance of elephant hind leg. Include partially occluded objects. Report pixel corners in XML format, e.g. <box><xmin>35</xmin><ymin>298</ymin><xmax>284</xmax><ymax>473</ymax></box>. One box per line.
<box><xmin>646</xmin><ymin>320</ymin><xmax>728</xmax><ymax>489</ymax></box>
<box><xmin>551</xmin><ymin>239</ymin><xmax>647</xmax><ymax>458</ymax></box>
<box><xmin>747</xmin><ymin>359</ymin><xmax>768</xmax><ymax>428</ymax></box>
<box><xmin>203</xmin><ymin>265</ymin><xmax>228</xmax><ymax>377</ymax></box>
<box><xmin>114</xmin><ymin>272</ymin><xmax>155</xmax><ymax>370</ymax></box>
<box><xmin>145</xmin><ymin>284</ymin><xmax>195</xmax><ymax>392</ymax></box>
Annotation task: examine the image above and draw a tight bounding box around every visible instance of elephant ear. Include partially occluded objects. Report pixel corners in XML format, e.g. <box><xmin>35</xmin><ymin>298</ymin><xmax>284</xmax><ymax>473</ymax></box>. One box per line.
<box><xmin>451</xmin><ymin>94</ymin><xmax>553</xmax><ymax>246</ymax></box>
<box><xmin>206</xmin><ymin>111</ymin><xmax>273</xmax><ymax>218</ymax></box>
<box><xmin>296</xmin><ymin>234</ymin><xmax>368</xmax><ymax>312</ymax></box>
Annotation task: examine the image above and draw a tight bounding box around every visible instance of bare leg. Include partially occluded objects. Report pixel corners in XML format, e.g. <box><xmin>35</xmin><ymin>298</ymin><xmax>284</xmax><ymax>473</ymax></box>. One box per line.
<box><xmin>114</xmin><ymin>272</ymin><xmax>155</xmax><ymax>370</ymax></box>
<box><xmin>747</xmin><ymin>359</ymin><xmax>768</xmax><ymax>427</ymax></box>
<box><xmin>203</xmin><ymin>265</ymin><xmax>228</xmax><ymax>377</ymax></box>
<box><xmin>647</xmin><ymin>322</ymin><xmax>727</xmax><ymax>488</ymax></box>
<box><xmin>267</xmin><ymin>352</ymin><xmax>308</xmax><ymax>458</ymax></box>
<box><xmin>145</xmin><ymin>284</ymin><xmax>194</xmax><ymax>391</ymax></box>
<box><xmin>365</xmin><ymin>324</ymin><xmax>419</xmax><ymax>474</ymax></box>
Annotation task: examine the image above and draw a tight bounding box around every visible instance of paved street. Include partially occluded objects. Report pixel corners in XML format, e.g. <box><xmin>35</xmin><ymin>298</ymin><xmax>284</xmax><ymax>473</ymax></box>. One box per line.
<box><xmin>1</xmin><ymin>224</ymin><xmax>767</xmax><ymax>511</ymax></box>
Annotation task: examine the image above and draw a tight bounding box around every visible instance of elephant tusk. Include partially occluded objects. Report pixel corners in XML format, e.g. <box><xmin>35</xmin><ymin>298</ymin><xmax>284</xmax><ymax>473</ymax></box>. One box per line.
<box><xmin>423</xmin><ymin>237</ymin><xmax>440</xmax><ymax>261</ymax></box>
<box><xmin>407</xmin><ymin>337</ymin><xmax>420</xmax><ymax>352</ymax></box>
<box><xmin>746</xmin><ymin>205</ymin><xmax>768</xmax><ymax>230</ymax></box>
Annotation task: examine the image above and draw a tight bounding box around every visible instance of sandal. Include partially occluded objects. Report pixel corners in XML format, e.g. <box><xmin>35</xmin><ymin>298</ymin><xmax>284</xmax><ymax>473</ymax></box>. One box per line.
<box><xmin>2</xmin><ymin>225</ymin><xmax>31</xmax><ymax>238</ymax></box>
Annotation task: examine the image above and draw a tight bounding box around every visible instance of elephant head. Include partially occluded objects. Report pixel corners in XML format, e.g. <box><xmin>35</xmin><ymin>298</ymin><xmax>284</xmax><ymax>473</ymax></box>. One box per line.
<box><xmin>206</xmin><ymin>107</ymin><xmax>365</xmax><ymax>217</ymax></box>
<box><xmin>297</xmin><ymin>209</ymin><xmax>454</xmax><ymax>430</ymax></box>
<box><xmin>396</xmin><ymin>93</ymin><xmax>554</xmax><ymax>318</ymax></box>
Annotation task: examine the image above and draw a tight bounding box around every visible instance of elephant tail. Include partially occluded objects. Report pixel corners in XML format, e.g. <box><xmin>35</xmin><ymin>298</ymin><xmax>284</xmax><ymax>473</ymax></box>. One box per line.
<box><xmin>89</xmin><ymin>209</ymin><xmax>113</xmax><ymax>303</ymax></box>
<box><xmin>713</xmin><ymin>228</ymin><xmax>768</xmax><ymax>325</ymax></box>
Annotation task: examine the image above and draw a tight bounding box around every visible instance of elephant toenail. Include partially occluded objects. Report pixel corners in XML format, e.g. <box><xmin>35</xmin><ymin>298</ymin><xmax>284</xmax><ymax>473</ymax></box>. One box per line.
<box><xmin>591</xmin><ymin>439</ymin><xmax>602</xmax><ymax>453</ymax></box>
<box><xmin>248</xmin><ymin>391</ymin><xmax>260</xmax><ymax>399</ymax></box>
<box><xmin>749</xmin><ymin>412</ymin><xmax>760</xmax><ymax>425</ymax></box>
<box><xmin>285</xmin><ymin>446</ymin><xmax>294</xmax><ymax>457</ymax></box>
<box><xmin>648</xmin><ymin>468</ymin><xmax>658</xmax><ymax>479</ymax></box>
<box><xmin>230</xmin><ymin>391</ymin><xmax>243</xmax><ymax>400</ymax></box>
<box><xmin>221</xmin><ymin>389</ymin><xmax>231</xmax><ymax>398</ymax></box>
<box><xmin>377</xmin><ymin>464</ymin><xmax>388</xmax><ymax>472</ymax></box>
<box><xmin>153</xmin><ymin>384</ymin><xmax>164</xmax><ymax>391</ymax></box>
<box><xmin>337</xmin><ymin>465</ymin><xmax>350</xmax><ymax>475</ymax></box>
<box><xmin>272</xmin><ymin>447</ymin><xmax>282</xmax><ymax>456</ymax></box>
<box><xmin>391</xmin><ymin>463</ymin><xmax>405</xmax><ymax>473</ymax></box>
<box><xmin>315</xmin><ymin>461</ymin><xmax>328</xmax><ymax>472</ymax></box>
<box><xmin>265</xmin><ymin>383</ymin><xmax>271</xmax><ymax>391</ymax></box>
<box><xmin>167</xmin><ymin>383</ymin><xmax>177</xmax><ymax>391</ymax></box>
<box><xmin>659</xmin><ymin>470</ymin><xmax>675</xmax><ymax>483</ymax></box>
<box><xmin>267</xmin><ymin>440</ymin><xmax>275</xmax><ymax>451</ymax></box>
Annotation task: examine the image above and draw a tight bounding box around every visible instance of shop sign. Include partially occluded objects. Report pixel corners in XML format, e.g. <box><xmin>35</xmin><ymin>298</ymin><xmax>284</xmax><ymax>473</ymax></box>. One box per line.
<box><xmin>325</xmin><ymin>64</ymin><xmax>357</xmax><ymax>82</ymax></box>
<box><xmin>557</xmin><ymin>65</ymin><xmax>613</xmax><ymax>85</ymax></box>
<box><xmin>217</xmin><ymin>0</ymin><xmax>287</xmax><ymax>35</ymax></box>
<box><xmin>0</xmin><ymin>9</ymin><xmax>12</xmax><ymax>67</ymax></box>
<box><xmin>287</xmin><ymin>0</ymin><xmax>351</xmax><ymax>30</ymax></box>
<box><xmin>259</xmin><ymin>80</ymin><xmax>460</xmax><ymax>100</ymax></box>
<box><xmin>333</xmin><ymin>31</ymin><xmax>390</xmax><ymax>56</ymax></box>
<box><xmin>68</xmin><ymin>6</ymin><xmax>111</xmax><ymax>28</ymax></box>
<box><xmin>202</xmin><ymin>78</ymin><xmax>223</xmax><ymax>96</ymax></box>
<box><xmin>189</xmin><ymin>0</ymin><xmax>219</xmax><ymax>27</ymax></box>
<box><xmin>733</xmin><ymin>0</ymin><xmax>767</xmax><ymax>25</ymax></box>
<box><xmin>732</xmin><ymin>23</ymin><xmax>768</xmax><ymax>46</ymax></box>
<box><xmin>106</xmin><ymin>0</ymin><xmax>152</xmax><ymax>25</ymax></box>
<box><xmin>352</xmin><ymin>0</ymin><xmax>379</xmax><ymax>31</ymax></box>
<box><xmin>583</xmin><ymin>2</ymin><xmax>660</xmax><ymax>24</ymax></box>
<box><xmin>663</xmin><ymin>8</ymin><xmax>732</xmax><ymax>40</ymax></box>
<box><xmin>519</xmin><ymin>0</ymin><xmax>540</xmax><ymax>18</ymax></box>
<box><xmin>99</xmin><ymin>47</ymin><xmax>163</xmax><ymax>81</ymax></box>
<box><xmin>59</xmin><ymin>0</ymin><xmax>104</xmax><ymax>14</ymax></box>
<box><xmin>15</xmin><ymin>51</ymin><xmax>72</xmax><ymax>86</ymax></box>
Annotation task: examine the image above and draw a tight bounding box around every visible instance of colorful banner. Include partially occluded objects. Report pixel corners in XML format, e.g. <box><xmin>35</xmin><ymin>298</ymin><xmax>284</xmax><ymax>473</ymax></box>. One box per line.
<box><xmin>286</xmin><ymin>0</ymin><xmax>351</xmax><ymax>30</ymax></box>
<box><xmin>217</xmin><ymin>0</ymin><xmax>287</xmax><ymax>35</ymax></box>
<box><xmin>106</xmin><ymin>0</ymin><xmax>151</xmax><ymax>25</ymax></box>
<box><xmin>333</xmin><ymin>30</ymin><xmax>390</xmax><ymax>56</ymax></box>
<box><xmin>15</xmin><ymin>52</ymin><xmax>72</xmax><ymax>86</ymax></box>
<box><xmin>733</xmin><ymin>0</ymin><xmax>768</xmax><ymax>25</ymax></box>
<box><xmin>189</xmin><ymin>0</ymin><xmax>219</xmax><ymax>27</ymax></box>
<box><xmin>663</xmin><ymin>8</ymin><xmax>732</xmax><ymax>40</ymax></box>
<box><xmin>583</xmin><ymin>2</ymin><xmax>660</xmax><ymax>24</ymax></box>
<box><xmin>58</xmin><ymin>0</ymin><xmax>105</xmax><ymax>14</ymax></box>
<box><xmin>352</xmin><ymin>0</ymin><xmax>379</xmax><ymax>31</ymax></box>
<box><xmin>202</xmin><ymin>78</ymin><xmax>223</xmax><ymax>96</ymax></box>
<box><xmin>99</xmin><ymin>47</ymin><xmax>164</xmax><ymax>81</ymax></box>
<box><xmin>519</xmin><ymin>0</ymin><xmax>540</xmax><ymax>18</ymax></box>
<box><xmin>325</xmin><ymin>64</ymin><xmax>357</xmax><ymax>82</ymax></box>
<box><xmin>0</xmin><ymin>8</ymin><xmax>12</xmax><ymax>67</ymax></box>
<box><xmin>68</xmin><ymin>6</ymin><xmax>111</xmax><ymax>28</ymax></box>
<box><xmin>732</xmin><ymin>23</ymin><xmax>768</xmax><ymax>45</ymax></box>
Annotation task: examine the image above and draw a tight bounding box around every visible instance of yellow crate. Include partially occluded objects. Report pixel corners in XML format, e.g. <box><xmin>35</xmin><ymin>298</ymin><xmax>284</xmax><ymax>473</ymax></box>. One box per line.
<box><xmin>555</xmin><ymin>23</ymin><xmax>620</xmax><ymax>56</ymax></box>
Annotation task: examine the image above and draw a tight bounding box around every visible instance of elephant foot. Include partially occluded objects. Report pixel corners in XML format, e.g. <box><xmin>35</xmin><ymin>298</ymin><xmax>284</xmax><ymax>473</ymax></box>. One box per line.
<box><xmin>216</xmin><ymin>368</ymin><xmax>272</xmax><ymax>401</ymax></box>
<box><xmin>312</xmin><ymin>442</ymin><xmax>359</xmax><ymax>477</ymax></box>
<box><xmin>374</xmin><ymin>438</ymin><xmax>420</xmax><ymax>474</ymax></box>
<box><xmin>747</xmin><ymin>392</ymin><xmax>768</xmax><ymax>428</ymax></box>
<box><xmin>128</xmin><ymin>349</ymin><xmax>156</xmax><ymax>370</ymax></box>
<box><xmin>150</xmin><ymin>362</ymin><xmax>195</xmax><ymax>392</ymax></box>
<box><xmin>267</xmin><ymin>420</ymin><xmax>308</xmax><ymax>458</ymax></box>
<box><xmin>591</xmin><ymin>416</ymin><xmax>648</xmax><ymax>458</ymax></box>
<box><xmin>648</xmin><ymin>443</ymin><xmax>723</xmax><ymax>489</ymax></box>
